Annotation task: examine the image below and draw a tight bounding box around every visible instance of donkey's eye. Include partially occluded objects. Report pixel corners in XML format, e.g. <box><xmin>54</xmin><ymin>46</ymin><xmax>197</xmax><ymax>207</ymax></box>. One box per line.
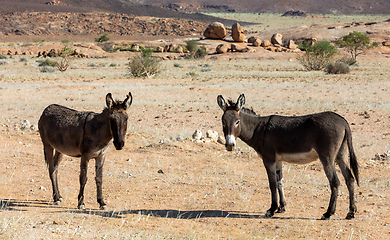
<box><xmin>235</xmin><ymin>120</ymin><xmax>240</xmax><ymax>126</ymax></box>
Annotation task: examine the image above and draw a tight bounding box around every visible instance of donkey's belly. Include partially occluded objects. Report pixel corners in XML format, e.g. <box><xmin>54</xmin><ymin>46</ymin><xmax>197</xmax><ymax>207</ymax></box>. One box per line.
<box><xmin>276</xmin><ymin>149</ymin><xmax>319</xmax><ymax>164</ymax></box>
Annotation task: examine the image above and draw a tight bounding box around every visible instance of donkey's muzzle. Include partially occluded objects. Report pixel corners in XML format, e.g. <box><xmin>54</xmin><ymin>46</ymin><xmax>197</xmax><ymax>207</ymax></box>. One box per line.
<box><xmin>114</xmin><ymin>140</ymin><xmax>125</xmax><ymax>150</ymax></box>
<box><xmin>225</xmin><ymin>135</ymin><xmax>236</xmax><ymax>151</ymax></box>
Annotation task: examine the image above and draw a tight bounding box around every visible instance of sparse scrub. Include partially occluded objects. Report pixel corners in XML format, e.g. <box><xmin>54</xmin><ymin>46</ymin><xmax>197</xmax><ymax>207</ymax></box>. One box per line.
<box><xmin>185</xmin><ymin>40</ymin><xmax>208</xmax><ymax>59</ymax></box>
<box><xmin>19</xmin><ymin>57</ymin><xmax>28</xmax><ymax>62</ymax></box>
<box><xmin>0</xmin><ymin>54</ymin><xmax>7</xmax><ymax>59</ymax></box>
<box><xmin>0</xmin><ymin>60</ymin><xmax>9</xmax><ymax>65</ymax></box>
<box><xmin>129</xmin><ymin>49</ymin><xmax>161</xmax><ymax>78</ymax></box>
<box><xmin>87</xmin><ymin>62</ymin><xmax>98</xmax><ymax>67</ymax></box>
<box><xmin>325</xmin><ymin>61</ymin><xmax>350</xmax><ymax>74</ymax></box>
<box><xmin>337</xmin><ymin>55</ymin><xmax>357</xmax><ymax>66</ymax></box>
<box><xmin>37</xmin><ymin>58</ymin><xmax>58</xmax><ymax>67</ymax></box>
<box><xmin>298</xmin><ymin>41</ymin><xmax>338</xmax><ymax>70</ymax></box>
<box><xmin>95</xmin><ymin>33</ymin><xmax>110</xmax><ymax>42</ymax></box>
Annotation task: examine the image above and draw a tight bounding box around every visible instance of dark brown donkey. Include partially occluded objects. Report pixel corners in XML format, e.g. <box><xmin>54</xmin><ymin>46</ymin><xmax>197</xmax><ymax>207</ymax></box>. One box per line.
<box><xmin>38</xmin><ymin>92</ymin><xmax>132</xmax><ymax>210</ymax></box>
<box><xmin>217</xmin><ymin>94</ymin><xmax>359</xmax><ymax>220</ymax></box>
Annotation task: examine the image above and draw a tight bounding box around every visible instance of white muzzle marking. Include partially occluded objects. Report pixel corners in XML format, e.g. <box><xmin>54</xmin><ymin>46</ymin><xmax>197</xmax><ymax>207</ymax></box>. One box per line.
<box><xmin>225</xmin><ymin>135</ymin><xmax>236</xmax><ymax>151</ymax></box>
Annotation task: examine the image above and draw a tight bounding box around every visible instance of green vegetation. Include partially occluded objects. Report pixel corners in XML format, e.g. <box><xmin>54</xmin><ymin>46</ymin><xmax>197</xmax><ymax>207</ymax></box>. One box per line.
<box><xmin>336</xmin><ymin>31</ymin><xmax>374</xmax><ymax>61</ymax></box>
<box><xmin>95</xmin><ymin>33</ymin><xmax>110</xmax><ymax>43</ymax></box>
<box><xmin>129</xmin><ymin>49</ymin><xmax>161</xmax><ymax>78</ymax></box>
<box><xmin>185</xmin><ymin>40</ymin><xmax>207</xmax><ymax>59</ymax></box>
<box><xmin>298</xmin><ymin>41</ymin><xmax>338</xmax><ymax>71</ymax></box>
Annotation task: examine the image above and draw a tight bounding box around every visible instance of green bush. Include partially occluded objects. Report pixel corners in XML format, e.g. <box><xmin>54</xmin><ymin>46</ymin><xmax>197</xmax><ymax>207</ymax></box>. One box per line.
<box><xmin>40</xmin><ymin>66</ymin><xmax>56</xmax><ymax>73</ymax></box>
<box><xmin>129</xmin><ymin>49</ymin><xmax>161</xmax><ymax>78</ymax></box>
<box><xmin>325</xmin><ymin>61</ymin><xmax>350</xmax><ymax>74</ymax></box>
<box><xmin>185</xmin><ymin>40</ymin><xmax>208</xmax><ymax>59</ymax></box>
<box><xmin>95</xmin><ymin>33</ymin><xmax>110</xmax><ymax>43</ymax></box>
<box><xmin>0</xmin><ymin>54</ymin><xmax>7</xmax><ymax>59</ymax></box>
<box><xmin>298</xmin><ymin>41</ymin><xmax>338</xmax><ymax>70</ymax></box>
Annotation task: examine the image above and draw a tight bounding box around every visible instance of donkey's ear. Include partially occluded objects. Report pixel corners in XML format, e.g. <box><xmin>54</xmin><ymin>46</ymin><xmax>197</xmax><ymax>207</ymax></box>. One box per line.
<box><xmin>236</xmin><ymin>94</ymin><xmax>245</xmax><ymax>111</ymax></box>
<box><xmin>217</xmin><ymin>95</ymin><xmax>227</xmax><ymax>111</ymax></box>
<box><xmin>123</xmin><ymin>92</ymin><xmax>133</xmax><ymax>110</ymax></box>
<box><xmin>106</xmin><ymin>93</ymin><xmax>114</xmax><ymax>109</ymax></box>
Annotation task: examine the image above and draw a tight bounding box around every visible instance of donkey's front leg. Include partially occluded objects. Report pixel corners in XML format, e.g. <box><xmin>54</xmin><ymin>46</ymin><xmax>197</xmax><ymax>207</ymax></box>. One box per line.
<box><xmin>95</xmin><ymin>155</ymin><xmax>107</xmax><ymax>210</ymax></box>
<box><xmin>78</xmin><ymin>156</ymin><xmax>90</xmax><ymax>210</ymax></box>
<box><xmin>276</xmin><ymin>162</ymin><xmax>287</xmax><ymax>213</ymax></box>
<box><xmin>264</xmin><ymin>161</ymin><xmax>278</xmax><ymax>218</ymax></box>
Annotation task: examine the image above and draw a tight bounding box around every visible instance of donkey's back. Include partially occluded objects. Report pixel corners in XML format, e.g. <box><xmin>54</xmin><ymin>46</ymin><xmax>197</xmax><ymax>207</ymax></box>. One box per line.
<box><xmin>38</xmin><ymin>104</ymin><xmax>90</xmax><ymax>158</ymax></box>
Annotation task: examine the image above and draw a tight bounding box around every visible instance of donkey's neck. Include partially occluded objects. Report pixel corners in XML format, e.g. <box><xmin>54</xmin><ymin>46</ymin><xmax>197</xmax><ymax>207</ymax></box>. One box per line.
<box><xmin>87</xmin><ymin>109</ymin><xmax>113</xmax><ymax>143</ymax></box>
<box><xmin>238</xmin><ymin>111</ymin><xmax>268</xmax><ymax>149</ymax></box>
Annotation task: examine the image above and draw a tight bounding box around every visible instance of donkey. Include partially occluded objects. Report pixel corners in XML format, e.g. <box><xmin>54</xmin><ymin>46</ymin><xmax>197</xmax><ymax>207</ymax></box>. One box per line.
<box><xmin>217</xmin><ymin>94</ymin><xmax>359</xmax><ymax>220</ymax></box>
<box><xmin>38</xmin><ymin>92</ymin><xmax>133</xmax><ymax>210</ymax></box>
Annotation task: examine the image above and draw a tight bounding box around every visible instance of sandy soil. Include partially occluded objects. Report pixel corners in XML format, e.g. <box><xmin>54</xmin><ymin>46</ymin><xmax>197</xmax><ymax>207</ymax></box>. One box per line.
<box><xmin>0</xmin><ymin>45</ymin><xmax>389</xmax><ymax>239</ymax></box>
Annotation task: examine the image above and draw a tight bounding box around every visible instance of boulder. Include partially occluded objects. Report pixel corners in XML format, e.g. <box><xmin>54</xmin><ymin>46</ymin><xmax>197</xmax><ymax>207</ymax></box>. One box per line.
<box><xmin>271</xmin><ymin>33</ymin><xmax>283</xmax><ymax>46</ymax></box>
<box><xmin>203</xmin><ymin>22</ymin><xmax>226</xmax><ymax>39</ymax></box>
<box><xmin>216</xmin><ymin>44</ymin><xmax>229</xmax><ymax>54</ymax></box>
<box><xmin>232</xmin><ymin>23</ymin><xmax>246</xmax><ymax>42</ymax></box>
<box><xmin>262</xmin><ymin>40</ymin><xmax>271</xmax><ymax>47</ymax></box>
<box><xmin>286</xmin><ymin>40</ymin><xmax>297</xmax><ymax>50</ymax></box>
<box><xmin>247</xmin><ymin>36</ymin><xmax>258</xmax><ymax>44</ymax></box>
<box><xmin>206</xmin><ymin>130</ymin><xmax>219</xmax><ymax>142</ymax></box>
<box><xmin>253</xmin><ymin>38</ymin><xmax>263</xmax><ymax>47</ymax></box>
<box><xmin>155</xmin><ymin>46</ymin><xmax>164</xmax><ymax>52</ymax></box>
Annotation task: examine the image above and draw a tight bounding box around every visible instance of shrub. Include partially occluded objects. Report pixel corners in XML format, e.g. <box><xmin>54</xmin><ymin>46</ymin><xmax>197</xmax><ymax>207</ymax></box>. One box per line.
<box><xmin>0</xmin><ymin>54</ymin><xmax>7</xmax><ymax>59</ymax></box>
<box><xmin>56</xmin><ymin>58</ymin><xmax>70</xmax><ymax>72</ymax></box>
<box><xmin>185</xmin><ymin>40</ymin><xmax>208</xmax><ymax>59</ymax></box>
<box><xmin>337</xmin><ymin>55</ymin><xmax>357</xmax><ymax>66</ymax></box>
<box><xmin>0</xmin><ymin>60</ymin><xmax>9</xmax><ymax>65</ymax></box>
<box><xmin>298</xmin><ymin>41</ymin><xmax>338</xmax><ymax>70</ymax></box>
<box><xmin>37</xmin><ymin>58</ymin><xmax>57</xmax><ymax>67</ymax></box>
<box><xmin>129</xmin><ymin>49</ymin><xmax>161</xmax><ymax>78</ymax></box>
<box><xmin>325</xmin><ymin>61</ymin><xmax>350</xmax><ymax>74</ymax></box>
<box><xmin>40</xmin><ymin>66</ymin><xmax>56</xmax><ymax>73</ymax></box>
<box><xmin>335</xmin><ymin>31</ymin><xmax>372</xmax><ymax>61</ymax></box>
<box><xmin>95</xmin><ymin>33</ymin><xmax>110</xmax><ymax>43</ymax></box>
<box><xmin>19</xmin><ymin>57</ymin><xmax>28</xmax><ymax>62</ymax></box>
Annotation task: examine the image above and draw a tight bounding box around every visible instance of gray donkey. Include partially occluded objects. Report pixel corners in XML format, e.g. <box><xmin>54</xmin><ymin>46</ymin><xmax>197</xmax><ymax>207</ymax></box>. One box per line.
<box><xmin>38</xmin><ymin>92</ymin><xmax>132</xmax><ymax>210</ymax></box>
<box><xmin>217</xmin><ymin>94</ymin><xmax>359</xmax><ymax>220</ymax></box>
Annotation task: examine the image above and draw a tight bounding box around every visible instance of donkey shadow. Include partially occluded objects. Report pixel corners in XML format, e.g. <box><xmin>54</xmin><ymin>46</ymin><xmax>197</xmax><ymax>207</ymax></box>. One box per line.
<box><xmin>66</xmin><ymin>208</ymin><xmax>322</xmax><ymax>221</ymax></box>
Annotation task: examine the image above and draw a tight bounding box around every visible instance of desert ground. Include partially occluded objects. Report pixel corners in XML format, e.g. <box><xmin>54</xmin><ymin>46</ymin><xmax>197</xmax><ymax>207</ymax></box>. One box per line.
<box><xmin>1</xmin><ymin>15</ymin><xmax>390</xmax><ymax>240</ymax></box>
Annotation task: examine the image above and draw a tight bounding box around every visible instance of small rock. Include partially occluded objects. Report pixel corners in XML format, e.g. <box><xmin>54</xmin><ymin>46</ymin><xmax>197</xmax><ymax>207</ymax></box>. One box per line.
<box><xmin>20</xmin><ymin>120</ymin><xmax>30</xmax><ymax>130</ymax></box>
<box><xmin>192</xmin><ymin>129</ymin><xmax>202</xmax><ymax>140</ymax></box>
<box><xmin>157</xmin><ymin>169</ymin><xmax>164</xmax><ymax>174</ymax></box>
<box><xmin>206</xmin><ymin>130</ymin><xmax>219</xmax><ymax>142</ymax></box>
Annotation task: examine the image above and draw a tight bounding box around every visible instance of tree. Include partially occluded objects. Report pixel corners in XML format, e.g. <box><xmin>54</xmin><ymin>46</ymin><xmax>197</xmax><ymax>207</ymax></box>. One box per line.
<box><xmin>336</xmin><ymin>31</ymin><xmax>372</xmax><ymax>61</ymax></box>
<box><xmin>298</xmin><ymin>41</ymin><xmax>338</xmax><ymax>71</ymax></box>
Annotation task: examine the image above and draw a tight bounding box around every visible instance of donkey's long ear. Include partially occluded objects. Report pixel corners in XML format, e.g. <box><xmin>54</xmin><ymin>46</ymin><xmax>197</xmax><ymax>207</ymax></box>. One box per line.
<box><xmin>217</xmin><ymin>95</ymin><xmax>227</xmax><ymax>111</ymax></box>
<box><xmin>123</xmin><ymin>92</ymin><xmax>133</xmax><ymax>110</ymax></box>
<box><xmin>236</xmin><ymin>94</ymin><xmax>245</xmax><ymax>111</ymax></box>
<box><xmin>106</xmin><ymin>93</ymin><xmax>114</xmax><ymax>109</ymax></box>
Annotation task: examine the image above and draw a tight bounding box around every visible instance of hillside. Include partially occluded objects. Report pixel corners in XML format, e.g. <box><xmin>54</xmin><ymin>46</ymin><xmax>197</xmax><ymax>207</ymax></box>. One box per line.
<box><xmin>1</xmin><ymin>0</ymin><xmax>389</xmax><ymax>16</ymax></box>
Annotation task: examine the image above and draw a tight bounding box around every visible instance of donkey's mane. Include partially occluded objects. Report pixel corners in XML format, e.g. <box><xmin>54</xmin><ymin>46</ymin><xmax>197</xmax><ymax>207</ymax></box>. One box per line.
<box><xmin>241</xmin><ymin>107</ymin><xmax>257</xmax><ymax>115</ymax></box>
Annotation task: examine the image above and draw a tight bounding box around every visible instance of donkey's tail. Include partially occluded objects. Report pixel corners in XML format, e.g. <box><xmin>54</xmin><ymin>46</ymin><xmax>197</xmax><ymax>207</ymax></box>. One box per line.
<box><xmin>346</xmin><ymin>126</ymin><xmax>359</xmax><ymax>186</ymax></box>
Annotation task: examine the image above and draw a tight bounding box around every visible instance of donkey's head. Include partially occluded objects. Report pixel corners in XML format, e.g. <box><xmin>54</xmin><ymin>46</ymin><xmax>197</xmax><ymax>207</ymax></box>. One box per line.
<box><xmin>217</xmin><ymin>94</ymin><xmax>245</xmax><ymax>151</ymax></box>
<box><xmin>106</xmin><ymin>92</ymin><xmax>133</xmax><ymax>150</ymax></box>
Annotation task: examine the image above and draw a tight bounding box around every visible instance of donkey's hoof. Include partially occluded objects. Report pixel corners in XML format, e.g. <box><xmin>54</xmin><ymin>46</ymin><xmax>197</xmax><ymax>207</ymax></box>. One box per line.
<box><xmin>78</xmin><ymin>204</ymin><xmax>86</xmax><ymax>210</ymax></box>
<box><xmin>265</xmin><ymin>210</ymin><xmax>274</xmax><ymax>218</ymax></box>
<box><xmin>276</xmin><ymin>206</ymin><xmax>286</xmax><ymax>213</ymax></box>
<box><xmin>321</xmin><ymin>213</ymin><xmax>331</xmax><ymax>220</ymax></box>
<box><xmin>100</xmin><ymin>205</ymin><xmax>108</xmax><ymax>210</ymax></box>
<box><xmin>345</xmin><ymin>212</ymin><xmax>355</xmax><ymax>220</ymax></box>
<box><xmin>53</xmin><ymin>201</ymin><xmax>61</xmax><ymax>205</ymax></box>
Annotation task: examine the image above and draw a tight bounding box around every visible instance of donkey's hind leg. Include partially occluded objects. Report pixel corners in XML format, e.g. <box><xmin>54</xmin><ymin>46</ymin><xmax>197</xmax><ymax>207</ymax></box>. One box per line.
<box><xmin>44</xmin><ymin>145</ymin><xmax>63</xmax><ymax>205</ymax></box>
<box><xmin>276</xmin><ymin>162</ymin><xmax>287</xmax><ymax>213</ymax></box>
<box><xmin>336</xmin><ymin>141</ymin><xmax>357</xmax><ymax>219</ymax></box>
<box><xmin>320</xmin><ymin>156</ymin><xmax>340</xmax><ymax>220</ymax></box>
